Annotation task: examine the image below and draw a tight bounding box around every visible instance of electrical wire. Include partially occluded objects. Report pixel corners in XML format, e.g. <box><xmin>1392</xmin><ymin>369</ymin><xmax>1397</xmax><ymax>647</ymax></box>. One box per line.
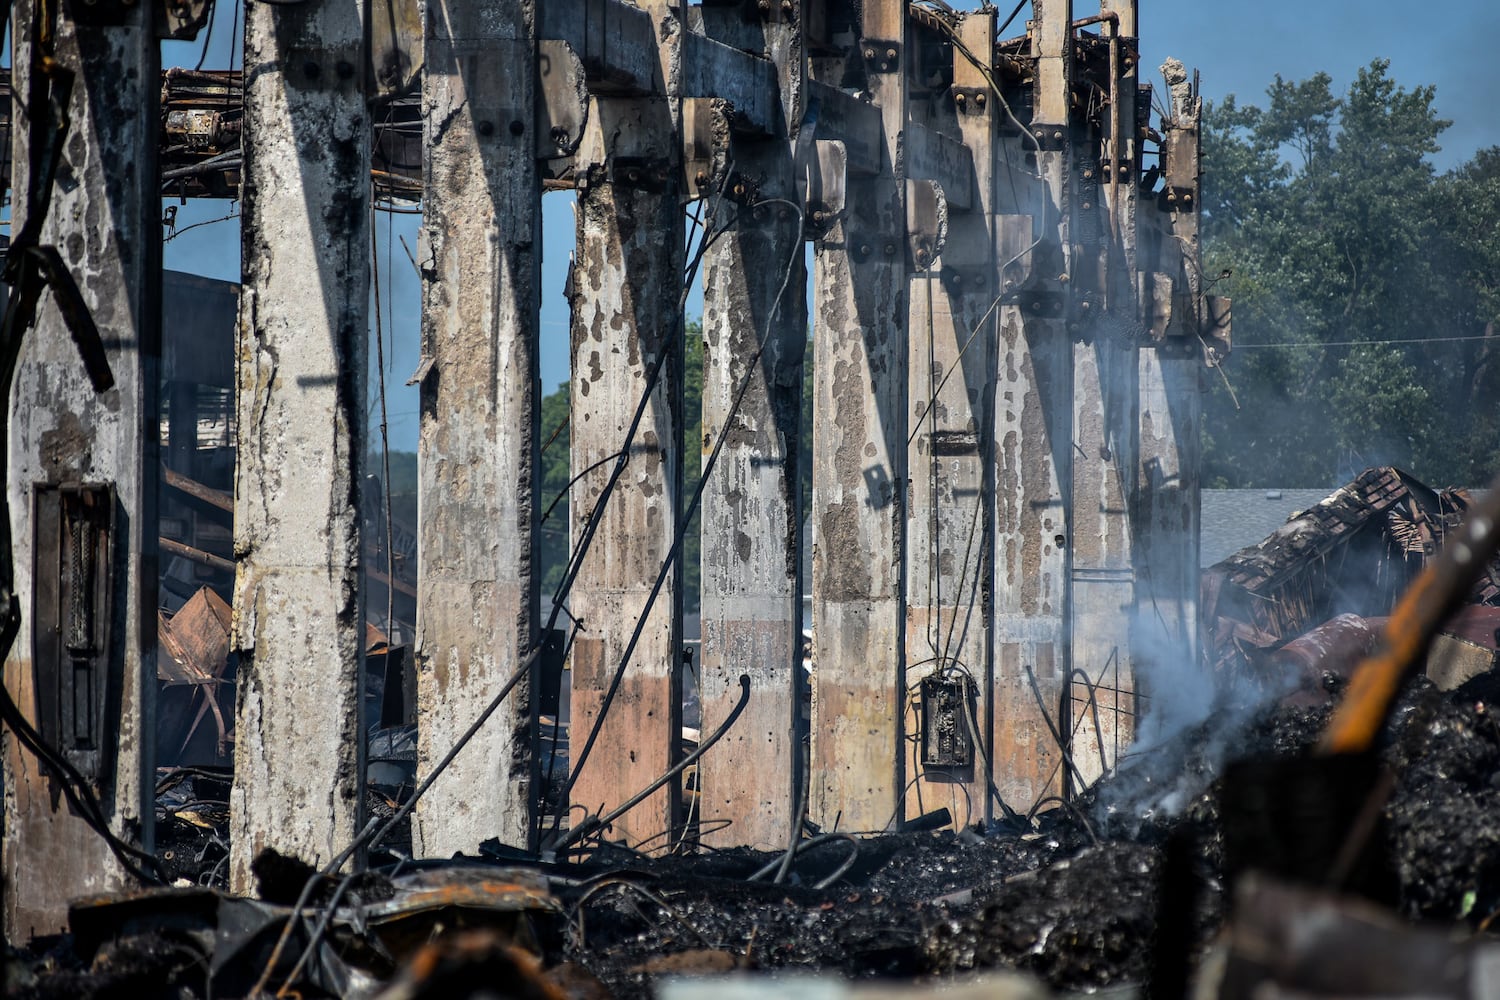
<box><xmin>533</xmin><ymin>168</ymin><xmax>737</xmax><ymax>847</ymax></box>
<box><xmin>547</xmin><ymin>193</ymin><xmax>803</xmax><ymax>842</ymax></box>
<box><xmin>557</xmin><ymin>673</ymin><xmax>750</xmax><ymax>850</ymax></box>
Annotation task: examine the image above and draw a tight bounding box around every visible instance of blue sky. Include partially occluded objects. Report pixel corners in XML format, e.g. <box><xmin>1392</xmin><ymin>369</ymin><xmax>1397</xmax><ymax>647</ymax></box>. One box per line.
<box><xmin>161</xmin><ymin>1</ymin><xmax>1499</xmax><ymax>452</ymax></box>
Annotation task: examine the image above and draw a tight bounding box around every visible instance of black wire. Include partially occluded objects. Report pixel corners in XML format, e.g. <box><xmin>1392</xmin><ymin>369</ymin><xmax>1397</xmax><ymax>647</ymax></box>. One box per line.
<box><xmin>997</xmin><ymin>0</ymin><xmax>1028</xmax><ymax>36</ymax></box>
<box><xmin>535</xmin><ymin>172</ymin><xmax>738</xmax><ymax>845</ymax></box>
<box><xmin>193</xmin><ymin>0</ymin><xmax>217</xmax><ymax>72</ymax></box>
<box><xmin>549</xmin><ymin>195</ymin><xmax>802</xmax><ymax>840</ymax></box>
<box><xmin>557</xmin><ymin>673</ymin><xmax>750</xmax><ymax>851</ymax></box>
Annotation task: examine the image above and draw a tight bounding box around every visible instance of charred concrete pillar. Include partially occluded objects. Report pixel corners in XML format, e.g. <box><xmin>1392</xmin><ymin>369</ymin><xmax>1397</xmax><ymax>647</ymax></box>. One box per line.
<box><xmin>903</xmin><ymin>10</ymin><xmax>998</xmax><ymax>829</ymax></box>
<box><xmin>567</xmin><ymin>89</ymin><xmax>684</xmax><ymax>845</ymax></box>
<box><xmin>1068</xmin><ymin>0</ymin><xmax>1140</xmax><ymax>786</ymax></box>
<box><xmin>230</xmin><ymin>0</ymin><xmax>370</xmax><ymax>890</ymax></box>
<box><xmin>989</xmin><ymin>0</ymin><xmax>1074</xmax><ymax>813</ymax></box>
<box><xmin>1134</xmin><ymin>53</ymin><xmax>1204</xmax><ymax>716</ymax></box>
<box><xmin>698</xmin><ymin>9</ymin><xmax>806</xmax><ymax>851</ymax></box>
<box><xmin>411</xmin><ymin>0</ymin><xmax>541</xmax><ymax>857</ymax></box>
<box><xmin>3</xmin><ymin>0</ymin><xmax>160</xmax><ymax>937</ymax></box>
<box><xmin>808</xmin><ymin>0</ymin><xmax>909</xmax><ymax>834</ymax></box>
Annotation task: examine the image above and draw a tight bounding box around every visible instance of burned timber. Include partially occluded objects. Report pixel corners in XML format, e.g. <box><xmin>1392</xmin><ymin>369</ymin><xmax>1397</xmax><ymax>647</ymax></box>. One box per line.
<box><xmin>11</xmin><ymin>0</ymin><xmax>1498</xmax><ymax>997</ymax></box>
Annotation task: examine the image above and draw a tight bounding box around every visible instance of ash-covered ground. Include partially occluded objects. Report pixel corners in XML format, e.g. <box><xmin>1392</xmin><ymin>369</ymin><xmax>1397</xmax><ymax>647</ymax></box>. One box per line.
<box><xmin>543</xmin><ymin>675</ymin><xmax>1500</xmax><ymax>998</ymax></box>
<box><xmin>12</xmin><ymin>675</ymin><xmax>1500</xmax><ymax>998</ymax></box>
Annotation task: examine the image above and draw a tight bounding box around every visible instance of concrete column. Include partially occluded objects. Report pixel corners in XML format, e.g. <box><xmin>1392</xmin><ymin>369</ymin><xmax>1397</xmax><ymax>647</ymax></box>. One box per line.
<box><xmin>991</xmin><ymin>0</ymin><xmax>1073</xmax><ymax>813</ymax></box>
<box><xmin>3</xmin><ymin>0</ymin><xmax>160</xmax><ymax>937</ymax></box>
<box><xmin>230</xmin><ymin>0</ymin><xmax>370</xmax><ymax>890</ymax></box>
<box><xmin>412</xmin><ymin>0</ymin><xmax>540</xmax><ymax>857</ymax></box>
<box><xmin>903</xmin><ymin>10</ymin><xmax>998</xmax><ymax>830</ymax></box>
<box><xmin>1068</xmin><ymin>0</ymin><xmax>1139</xmax><ymax>787</ymax></box>
<box><xmin>809</xmin><ymin>0</ymin><xmax>908</xmax><ymax>834</ymax></box>
<box><xmin>1134</xmin><ymin>51</ymin><xmax>1203</xmax><ymax>726</ymax></box>
<box><xmin>698</xmin><ymin>9</ymin><xmax>806</xmax><ymax>851</ymax></box>
<box><xmin>567</xmin><ymin>92</ymin><xmax>684</xmax><ymax>846</ymax></box>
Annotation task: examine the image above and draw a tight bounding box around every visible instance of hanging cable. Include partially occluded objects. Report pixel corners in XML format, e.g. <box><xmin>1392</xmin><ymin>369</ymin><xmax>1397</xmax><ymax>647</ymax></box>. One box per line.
<box><xmin>548</xmin><ymin>195</ymin><xmax>804</xmax><ymax>841</ymax></box>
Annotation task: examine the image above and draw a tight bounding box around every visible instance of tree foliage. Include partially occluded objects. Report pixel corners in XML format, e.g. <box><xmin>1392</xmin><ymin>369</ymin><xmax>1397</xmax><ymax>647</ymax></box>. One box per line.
<box><xmin>1201</xmin><ymin>59</ymin><xmax>1499</xmax><ymax>488</ymax></box>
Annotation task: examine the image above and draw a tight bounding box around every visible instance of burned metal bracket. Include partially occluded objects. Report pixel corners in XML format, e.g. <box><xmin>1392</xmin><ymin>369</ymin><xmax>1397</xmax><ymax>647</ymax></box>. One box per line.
<box><xmin>860</xmin><ymin>38</ymin><xmax>901</xmax><ymax>74</ymax></box>
<box><xmin>368</xmin><ymin>0</ymin><xmax>421</xmax><ymax>100</ymax></box>
<box><xmin>155</xmin><ymin>0</ymin><xmax>211</xmax><ymax>41</ymax></box>
<box><xmin>64</xmin><ymin>0</ymin><xmax>133</xmax><ymax>26</ymax></box>
<box><xmin>33</xmin><ymin>483</ymin><xmax>117</xmax><ymax>783</ymax></box>
<box><xmin>1018</xmin><ymin>289</ymin><xmax>1066</xmax><ymax>317</ymax></box>
<box><xmin>805</xmin><ymin>139</ymin><xmax>846</xmax><ymax>239</ymax></box>
<box><xmin>951</xmin><ymin>86</ymin><xmax>989</xmax><ymax>117</ymax></box>
<box><xmin>537</xmin><ymin>39</ymin><xmax>589</xmax><ymax>157</ymax></box>
<box><xmin>939</xmin><ymin>266</ymin><xmax>990</xmax><ymax>294</ymax></box>
<box><xmin>606</xmin><ymin>155</ymin><xmax>673</xmax><ymax>191</ymax></box>
<box><xmin>906</xmin><ymin>178</ymin><xmax>947</xmax><ymax>270</ymax></box>
<box><xmin>1028</xmin><ymin>123</ymin><xmax>1071</xmax><ymax>151</ymax></box>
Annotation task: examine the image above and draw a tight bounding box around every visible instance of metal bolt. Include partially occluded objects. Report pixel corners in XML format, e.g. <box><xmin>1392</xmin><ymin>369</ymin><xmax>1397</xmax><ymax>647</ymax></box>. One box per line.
<box><xmin>733</xmin><ymin>182</ymin><xmax>747</xmax><ymax>198</ymax></box>
<box><xmin>1083</xmin><ymin>169</ymin><xmax>1094</xmax><ymax>180</ymax></box>
<box><xmin>886</xmin><ymin>47</ymin><xmax>897</xmax><ymax>62</ymax></box>
<box><xmin>552</xmin><ymin>126</ymin><xmax>569</xmax><ymax>146</ymax></box>
<box><xmin>628</xmin><ymin>168</ymin><xmax>641</xmax><ymax>182</ymax></box>
<box><xmin>1053</xmin><ymin>130</ymin><xmax>1063</xmax><ymax>141</ymax></box>
<box><xmin>1166</xmin><ymin>191</ymin><xmax>1177</xmax><ymax>202</ymax></box>
<box><xmin>336</xmin><ymin>60</ymin><xmax>356</xmax><ymax>79</ymax></box>
<box><xmin>696</xmin><ymin>170</ymin><xmax>709</xmax><ymax>187</ymax></box>
<box><xmin>1034</xmin><ymin>128</ymin><xmax>1045</xmax><ymax>138</ymax></box>
<box><xmin>860</xmin><ymin>243</ymin><xmax>872</xmax><ymax>256</ymax></box>
<box><xmin>812</xmin><ymin>209</ymin><xmax>826</xmax><ymax>224</ymax></box>
<box><xmin>304</xmin><ymin>61</ymin><xmax>321</xmax><ymax>78</ymax></box>
<box><xmin>1182</xmin><ymin>191</ymin><xmax>1193</xmax><ymax>202</ymax></box>
<box><xmin>754</xmin><ymin>206</ymin><xmax>768</xmax><ymax>220</ymax></box>
<box><xmin>916</xmin><ymin>248</ymin><xmax>929</xmax><ymax>265</ymax></box>
<box><xmin>1081</xmin><ymin>201</ymin><xmax>1091</xmax><ymax>210</ymax></box>
<box><xmin>954</xmin><ymin>92</ymin><xmax>967</xmax><ymax>106</ymax></box>
<box><xmin>865</xmin><ymin>48</ymin><xmax>877</xmax><ymax>61</ymax></box>
<box><xmin>884</xmin><ymin>242</ymin><xmax>897</xmax><ymax>256</ymax></box>
<box><xmin>510</xmin><ymin>119</ymin><xmax>525</xmax><ymax>137</ymax></box>
<box><xmin>1058</xmin><ymin>273</ymin><xmax>1069</xmax><ymax>284</ymax></box>
<box><xmin>478</xmin><ymin>120</ymin><xmax>495</xmax><ymax>136</ymax></box>
<box><xmin>1080</xmin><ymin>299</ymin><xmax>1091</xmax><ymax>310</ymax></box>
<box><xmin>951</xmin><ymin>272</ymin><xmax>963</xmax><ymax>285</ymax></box>
<box><xmin>972</xmin><ymin>274</ymin><xmax>985</xmax><ymax>287</ymax></box>
<box><xmin>975</xmin><ymin>93</ymin><xmax>986</xmax><ymax>107</ymax></box>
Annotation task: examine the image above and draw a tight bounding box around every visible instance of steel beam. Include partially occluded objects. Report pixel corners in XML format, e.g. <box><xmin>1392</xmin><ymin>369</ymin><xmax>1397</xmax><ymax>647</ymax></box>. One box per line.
<box><xmin>697</xmin><ymin>5</ymin><xmax>805</xmax><ymax>851</ymax></box>
<box><xmin>229</xmin><ymin>0</ymin><xmax>370</xmax><ymax>890</ymax></box>
<box><xmin>411</xmin><ymin>0</ymin><xmax>541</xmax><ymax>858</ymax></box>
<box><xmin>809</xmin><ymin>0</ymin><xmax>909</xmax><ymax>835</ymax></box>
<box><xmin>3</xmin><ymin>0</ymin><xmax>160</xmax><ymax>937</ymax></box>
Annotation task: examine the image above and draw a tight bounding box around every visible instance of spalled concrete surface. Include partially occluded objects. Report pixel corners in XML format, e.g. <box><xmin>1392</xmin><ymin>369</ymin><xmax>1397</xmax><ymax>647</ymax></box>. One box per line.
<box><xmin>2</xmin><ymin>2</ymin><xmax>160</xmax><ymax>939</ymax></box>
<box><xmin>567</xmin><ymin>93</ymin><xmax>685</xmax><ymax>847</ymax></box>
<box><xmin>229</xmin><ymin>0</ymin><xmax>370</xmax><ymax>892</ymax></box>
<box><xmin>809</xmin><ymin>0</ymin><xmax>909</xmax><ymax>833</ymax></box>
<box><xmin>699</xmin><ymin>135</ymin><xmax>805</xmax><ymax>851</ymax></box>
<box><xmin>411</xmin><ymin>0</ymin><xmax>540</xmax><ymax>858</ymax></box>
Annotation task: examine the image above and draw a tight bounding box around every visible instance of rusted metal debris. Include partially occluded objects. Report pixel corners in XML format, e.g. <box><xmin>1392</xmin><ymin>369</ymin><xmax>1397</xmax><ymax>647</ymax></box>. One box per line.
<box><xmin>157</xmin><ymin>585</ymin><xmax>234</xmax><ymax>764</ymax></box>
<box><xmin>1201</xmin><ymin>466</ymin><xmax>1499</xmax><ymax>681</ymax></box>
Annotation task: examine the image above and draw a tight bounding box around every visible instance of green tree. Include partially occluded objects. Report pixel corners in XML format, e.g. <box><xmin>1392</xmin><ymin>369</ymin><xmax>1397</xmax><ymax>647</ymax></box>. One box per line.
<box><xmin>1201</xmin><ymin>60</ymin><xmax>1497</xmax><ymax>488</ymax></box>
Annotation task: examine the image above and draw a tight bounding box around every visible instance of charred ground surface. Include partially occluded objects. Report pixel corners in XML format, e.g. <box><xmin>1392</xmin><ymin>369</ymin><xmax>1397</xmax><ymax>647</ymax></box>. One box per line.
<box><xmin>10</xmin><ymin>676</ymin><xmax>1500</xmax><ymax>999</ymax></box>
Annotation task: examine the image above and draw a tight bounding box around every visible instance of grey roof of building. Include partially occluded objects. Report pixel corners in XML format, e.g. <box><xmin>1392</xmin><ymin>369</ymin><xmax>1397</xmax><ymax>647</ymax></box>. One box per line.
<box><xmin>1200</xmin><ymin>488</ymin><xmax>1337</xmax><ymax>568</ymax></box>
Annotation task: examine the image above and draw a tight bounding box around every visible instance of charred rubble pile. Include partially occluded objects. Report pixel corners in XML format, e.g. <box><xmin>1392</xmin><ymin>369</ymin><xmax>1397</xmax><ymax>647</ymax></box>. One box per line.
<box><xmin>10</xmin><ymin>465</ymin><xmax>1500</xmax><ymax>999</ymax></box>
